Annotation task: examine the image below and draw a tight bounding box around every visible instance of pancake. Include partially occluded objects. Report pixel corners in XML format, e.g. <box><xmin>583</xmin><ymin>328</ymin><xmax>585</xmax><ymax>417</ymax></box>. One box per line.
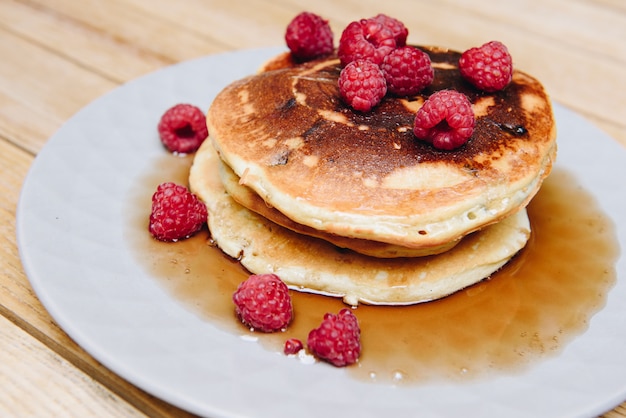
<box><xmin>217</xmin><ymin>156</ymin><xmax>458</xmax><ymax>258</ymax></box>
<box><xmin>207</xmin><ymin>46</ymin><xmax>556</xmax><ymax>251</ymax></box>
<box><xmin>189</xmin><ymin>140</ymin><xmax>531</xmax><ymax>305</ymax></box>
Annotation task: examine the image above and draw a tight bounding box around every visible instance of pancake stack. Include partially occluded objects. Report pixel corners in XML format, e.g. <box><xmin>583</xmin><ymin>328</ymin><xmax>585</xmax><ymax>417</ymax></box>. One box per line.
<box><xmin>189</xmin><ymin>45</ymin><xmax>556</xmax><ymax>305</ymax></box>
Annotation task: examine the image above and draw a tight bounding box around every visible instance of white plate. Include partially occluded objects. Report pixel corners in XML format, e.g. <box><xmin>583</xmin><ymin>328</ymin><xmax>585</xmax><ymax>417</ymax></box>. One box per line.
<box><xmin>17</xmin><ymin>47</ymin><xmax>626</xmax><ymax>418</ymax></box>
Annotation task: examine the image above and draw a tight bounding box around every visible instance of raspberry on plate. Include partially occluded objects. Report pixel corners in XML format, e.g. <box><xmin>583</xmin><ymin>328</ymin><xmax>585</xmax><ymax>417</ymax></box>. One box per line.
<box><xmin>413</xmin><ymin>89</ymin><xmax>475</xmax><ymax>150</ymax></box>
<box><xmin>157</xmin><ymin>103</ymin><xmax>208</xmax><ymax>154</ymax></box>
<box><xmin>459</xmin><ymin>41</ymin><xmax>513</xmax><ymax>92</ymax></box>
<box><xmin>307</xmin><ymin>308</ymin><xmax>361</xmax><ymax>367</ymax></box>
<box><xmin>337</xmin><ymin>18</ymin><xmax>396</xmax><ymax>66</ymax></box>
<box><xmin>284</xmin><ymin>338</ymin><xmax>304</xmax><ymax>355</ymax></box>
<box><xmin>233</xmin><ymin>274</ymin><xmax>293</xmax><ymax>333</ymax></box>
<box><xmin>338</xmin><ymin>59</ymin><xmax>387</xmax><ymax>112</ymax></box>
<box><xmin>148</xmin><ymin>182</ymin><xmax>208</xmax><ymax>242</ymax></box>
<box><xmin>381</xmin><ymin>46</ymin><xmax>434</xmax><ymax>96</ymax></box>
<box><xmin>285</xmin><ymin>12</ymin><xmax>334</xmax><ymax>61</ymax></box>
<box><xmin>371</xmin><ymin>13</ymin><xmax>408</xmax><ymax>47</ymax></box>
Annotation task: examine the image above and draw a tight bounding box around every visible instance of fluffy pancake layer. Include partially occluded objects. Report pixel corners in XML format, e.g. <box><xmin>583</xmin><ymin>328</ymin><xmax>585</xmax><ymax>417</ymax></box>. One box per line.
<box><xmin>217</xmin><ymin>157</ymin><xmax>458</xmax><ymax>258</ymax></box>
<box><xmin>189</xmin><ymin>141</ymin><xmax>531</xmax><ymax>305</ymax></box>
<box><xmin>207</xmin><ymin>47</ymin><xmax>556</xmax><ymax>250</ymax></box>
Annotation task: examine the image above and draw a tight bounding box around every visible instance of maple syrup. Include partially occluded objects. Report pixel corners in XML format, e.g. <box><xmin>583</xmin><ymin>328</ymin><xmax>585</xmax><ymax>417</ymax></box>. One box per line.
<box><xmin>127</xmin><ymin>154</ymin><xmax>618</xmax><ymax>385</ymax></box>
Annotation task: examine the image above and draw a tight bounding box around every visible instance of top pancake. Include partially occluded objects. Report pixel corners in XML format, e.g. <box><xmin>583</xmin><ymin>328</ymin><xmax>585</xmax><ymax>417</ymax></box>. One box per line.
<box><xmin>207</xmin><ymin>46</ymin><xmax>556</xmax><ymax>249</ymax></box>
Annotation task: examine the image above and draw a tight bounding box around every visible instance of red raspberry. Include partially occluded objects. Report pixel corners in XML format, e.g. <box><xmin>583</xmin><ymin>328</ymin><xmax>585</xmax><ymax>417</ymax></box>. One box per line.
<box><xmin>371</xmin><ymin>14</ymin><xmax>408</xmax><ymax>47</ymax></box>
<box><xmin>307</xmin><ymin>308</ymin><xmax>361</xmax><ymax>367</ymax></box>
<box><xmin>284</xmin><ymin>338</ymin><xmax>304</xmax><ymax>355</ymax></box>
<box><xmin>285</xmin><ymin>12</ymin><xmax>334</xmax><ymax>60</ymax></box>
<box><xmin>232</xmin><ymin>274</ymin><xmax>293</xmax><ymax>333</ymax></box>
<box><xmin>337</xmin><ymin>19</ymin><xmax>396</xmax><ymax>66</ymax></box>
<box><xmin>148</xmin><ymin>182</ymin><xmax>208</xmax><ymax>242</ymax></box>
<box><xmin>338</xmin><ymin>59</ymin><xmax>387</xmax><ymax>112</ymax></box>
<box><xmin>381</xmin><ymin>46</ymin><xmax>434</xmax><ymax>96</ymax></box>
<box><xmin>157</xmin><ymin>103</ymin><xmax>208</xmax><ymax>154</ymax></box>
<box><xmin>459</xmin><ymin>41</ymin><xmax>513</xmax><ymax>92</ymax></box>
<box><xmin>413</xmin><ymin>90</ymin><xmax>475</xmax><ymax>150</ymax></box>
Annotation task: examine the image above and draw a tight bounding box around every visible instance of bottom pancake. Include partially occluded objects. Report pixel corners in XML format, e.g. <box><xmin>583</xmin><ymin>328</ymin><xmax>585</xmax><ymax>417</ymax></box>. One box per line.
<box><xmin>189</xmin><ymin>140</ymin><xmax>531</xmax><ymax>306</ymax></box>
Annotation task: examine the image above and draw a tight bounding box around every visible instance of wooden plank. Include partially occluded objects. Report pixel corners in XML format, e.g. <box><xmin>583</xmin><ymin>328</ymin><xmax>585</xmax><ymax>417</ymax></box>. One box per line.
<box><xmin>581</xmin><ymin>0</ymin><xmax>626</xmax><ymax>13</ymax></box>
<box><xmin>431</xmin><ymin>0</ymin><xmax>626</xmax><ymax>63</ymax></box>
<box><xmin>0</xmin><ymin>0</ymin><xmax>174</xmax><ymax>83</ymax></box>
<box><xmin>105</xmin><ymin>0</ymin><xmax>297</xmax><ymax>50</ymax></box>
<box><xmin>17</xmin><ymin>0</ymin><xmax>231</xmax><ymax>62</ymax></box>
<box><xmin>0</xmin><ymin>90</ymin><xmax>58</xmax><ymax>154</ymax></box>
<box><xmin>0</xmin><ymin>314</ymin><xmax>146</xmax><ymax>418</ymax></box>
<box><xmin>0</xmin><ymin>29</ymin><xmax>116</xmax><ymax>154</ymax></box>
<box><xmin>605</xmin><ymin>404</ymin><xmax>626</xmax><ymax>418</ymax></box>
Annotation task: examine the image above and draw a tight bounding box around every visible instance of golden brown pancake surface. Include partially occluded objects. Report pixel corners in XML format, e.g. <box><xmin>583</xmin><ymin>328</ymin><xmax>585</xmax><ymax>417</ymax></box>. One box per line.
<box><xmin>207</xmin><ymin>46</ymin><xmax>556</xmax><ymax>250</ymax></box>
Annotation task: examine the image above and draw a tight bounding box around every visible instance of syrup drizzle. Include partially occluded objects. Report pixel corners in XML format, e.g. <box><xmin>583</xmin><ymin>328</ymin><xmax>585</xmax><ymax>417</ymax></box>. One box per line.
<box><xmin>127</xmin><ymin>154</ymin><xmax>618</xmax><ymax>385</ymax></box>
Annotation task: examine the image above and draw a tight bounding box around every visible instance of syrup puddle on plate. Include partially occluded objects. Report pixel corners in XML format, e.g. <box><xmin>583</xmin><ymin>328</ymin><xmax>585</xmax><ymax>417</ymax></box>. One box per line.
<box><xmin>127</xmin><ymin>154</ymin><xmax>618</xmax><ymax>385</ymax></box>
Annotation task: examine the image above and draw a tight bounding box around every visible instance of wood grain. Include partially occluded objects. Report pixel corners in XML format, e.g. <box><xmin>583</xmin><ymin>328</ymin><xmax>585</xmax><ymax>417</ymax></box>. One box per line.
<box><xmin>0</xmin><ymin>314</ymin><xmax>146</xmax><ymax>417</ymax></box>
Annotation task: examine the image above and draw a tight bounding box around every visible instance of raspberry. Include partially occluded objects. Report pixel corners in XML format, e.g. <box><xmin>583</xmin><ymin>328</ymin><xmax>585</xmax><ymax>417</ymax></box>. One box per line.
<box><xmin>232</xmin><ymin>274</ymin><xmax>293</xmax><ymax>333</ymax></box>
<box><xmin>413</xmin><ymin>90</ymin><xmax>475</xmax><ymax>150</ymax></box>
<box><xmin>285</xmin><ymin>12</ymin><xmax>334</xmax><ymax>60</ymax></box>
<box><xmin>148</xmin><ymin>182</ymin><xmax>208</xmax><ymax>242</ymax></box>
<box><xmin>338</xmin><ymin>59</ymin><xmax>387</xmax><ymax>112</ymax></box>
<box><xmin>381</xmin><ymin>46</ymin><xmax>434</xmax><ymax>96</ymax></box>
<box><xmin>459</xmin><ymin>41</ymin><xmax>513</xmax><ymax>92</ymax></box>
<box><xmin>307</xmin><ymin>308</ymin><xmax>361</xmax><ymax>367</ymax></box>
<box><xmin>157</xmin><ymin>103</ymin><xmax>208</xmax><ymax>154</ymax></box>
<box><xmin>337</xmin><ymin>19</ymin><xmax>396</xmax><ymax>66</ymax></box>
<box><xmin>371</xmin><ymin>14</ymin><xmax>408</xmax><ymax>47</ymax></box>
<box><xmin>284</xmin><ymin>338</ymin><xmax>304</xmax><ymax>355</ymax></box>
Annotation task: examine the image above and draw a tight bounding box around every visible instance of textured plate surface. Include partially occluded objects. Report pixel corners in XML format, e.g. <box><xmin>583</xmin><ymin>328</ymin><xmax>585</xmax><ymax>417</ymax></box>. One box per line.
<box><xmin>17</xmin><ymin>47</ymin><xmax>626</xmax><ymax>418</ymax></box>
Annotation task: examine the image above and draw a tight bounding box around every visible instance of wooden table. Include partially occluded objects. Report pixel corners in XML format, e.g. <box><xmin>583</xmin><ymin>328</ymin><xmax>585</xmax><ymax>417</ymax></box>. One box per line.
<box><xmin>1</xmin><ymin>0</ymin><xmax>625</xmax><ymax>416</ymax></box>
